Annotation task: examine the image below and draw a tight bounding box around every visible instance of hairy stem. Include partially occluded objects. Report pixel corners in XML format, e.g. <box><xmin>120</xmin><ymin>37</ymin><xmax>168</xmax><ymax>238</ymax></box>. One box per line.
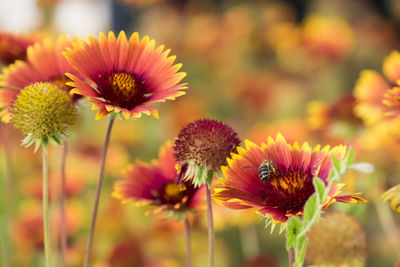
<box><xmin>184</xmin><ymin>218</ymin><xmax>192</xmax><ymax>267</ymax></box>
<box><xmin>289</xmin><ymin>247</ymin><xmax>295</xmax><ymax>267</ymax></box>
<box><xmin>42</xmin><ymin>148</ymin><xmax>52</xmax><ymax>267</ymax></box>
<box><xmin>83</xmin><ymin>118</ymin><xmax>115</xmax><ymax>267</ymax></box>
<box><xmin>206</xmin><ymin>186</ymin><xmax>215</xmax><ymax>267</ymax></box>
<box><xmin>60</xmin><ymin>141</ymin><xmax>68</xmax><ymax>267</ymax></box>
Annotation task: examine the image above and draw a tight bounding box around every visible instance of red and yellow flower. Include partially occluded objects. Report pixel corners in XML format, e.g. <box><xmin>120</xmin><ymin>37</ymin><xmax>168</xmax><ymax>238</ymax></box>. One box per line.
<box><xmin>214</xmin><ymin>134</ymin><xmax>366</xmax><ymax>223</ymax></box>
<box><xmin>63</xmin><ymin>31</ymin><xmax>187</xmax><ymax>120</ymax></box>
<box><xmin>0</xmin><ymin>31</ymin><xmax>41</xmax><ymax>65</ymax></box>
<box><xmin>113</xmin><ymin>141</ymin><xmax>203</xmax><ymax>215</ymax></box>
<box><xmin>0</xmin><ymin>35</ymin><xmax>78</xmax><ymax>123</ymax></box>
<box><xmin>354</xmin><ymin>51</ymin><xmax>400</xmax><ymax>125</ymax></box>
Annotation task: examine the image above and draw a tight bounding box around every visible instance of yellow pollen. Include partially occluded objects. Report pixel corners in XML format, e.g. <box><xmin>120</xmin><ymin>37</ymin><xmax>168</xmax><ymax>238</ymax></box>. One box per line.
<box><xmin>164</xmin><ymin>182</ymin><xmax>184</xmax><ymax>200</ymax></box>
<box><xmin>112</xmin><ymin>73</ymin><xmax>136</xmax><ymax>97</ymax></box>
<box><xmin>271</xmin><ymin>171</ymin><xmax>306</xmax><ymax>194</ymax></box>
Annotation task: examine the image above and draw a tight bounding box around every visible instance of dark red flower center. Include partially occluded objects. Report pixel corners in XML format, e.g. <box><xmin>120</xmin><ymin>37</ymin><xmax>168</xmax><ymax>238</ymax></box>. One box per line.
<box><xmin>262</xmin><ymin>167</ymin><xmax>315</xmax><ymax>216</ymax></box>
<box><xmin>95</xmin><ymin>71</ymin><xmax>148</xmax><ymax>109</ymax></box>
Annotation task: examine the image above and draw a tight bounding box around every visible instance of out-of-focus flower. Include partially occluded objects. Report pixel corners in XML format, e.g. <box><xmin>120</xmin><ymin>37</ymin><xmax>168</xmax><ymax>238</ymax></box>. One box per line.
<box><xmin>167</xmin><ymin>96</ymin><xmax>206</xmax><ymax>135</ymax></box>
<box><xmin>0</xmin><ymin>35</ymin><xmax>79</xmax><ymax>123</ymax></box>
<box><xmin>113</xmin><ymin>141</ymin><xmax>203</xmax><ymax>217</ymax></box>
<box><xmin>246</xmin><ymin>119</ymin><xmax>309</xmax><ymax>146</ymax></box>
<box><xmin>306</xmin><ymin>212</ymin><xmax>367</xmax><ymax>266</ymax></box>
<box><xmin>11</xmin><ymin>82</ymin><xmax>76</xmax><ymax>150</ymax></box>
<box><xmin>381</xmin><ymin>184</ymin><xmax>400</xmax><ymax>212</ymax></box>
<box><xmin>107</xmin><ymin>239</ymin><xmax>144</xmax><ymax>267</ymax></box>
<box><xmin>231</xmin><ymin>73</ymin><xmax>276</xmax><ymax>114</ymax></box>
<box><xmin>23</xmin><ymin>174</ymin><xmax>84</xmax><ymax>200</ymax></box>
<box><xmin>302</xmin><ymin>15</ymin><xmax>354</xmax><ymax>61</ymax></box>
<box><xmin>14</xmin><ymin>201</ymin><xmax>84</xmax><ymax>256</ymax></box>
<box><xmin>307</xmin><ymin>95</ymin><xmax>360</xmax><ymax>130</ymax></box>
<box><xmin>354</xmin><ymin>51</ymin><xmax>400</xmax><ymax>125</ymax></box>
<box><xmin>174</xmin><ymin>119</ymin><xmax>240</xmax><ymax>187</ymax></box>
<box><xmin>121</xmin><ymin>0</ymin><xmax>166</xmax><ymax>7</ymax></box>
<box><xmin>64</xmin><ymin>31</ymin><xmax>187</xmax><ymax>120</ymax></box>
<box><xmin>383</xmin><ymin>52</ymin><xmax>400</xmax><ymax>116</ymax></box>
<box><xmin>0</xmin><ymin>31</ymin><xmax>40</xmax><ymax>65</ymax></box>
<box><xmin>214</xmin><ymin>134</ymin><xmax>366</xmax><ymax>223</ymax></box>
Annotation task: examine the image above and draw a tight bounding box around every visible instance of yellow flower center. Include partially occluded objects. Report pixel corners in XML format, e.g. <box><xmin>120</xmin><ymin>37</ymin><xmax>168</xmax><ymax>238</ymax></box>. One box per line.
<box><xmin>270</xmin><ymin>170</ymin><xmax>306</xmax><ymax>194</ymax></box>
<box><xmin>110</xmin><ymin>72</ymin><xmax>138</xmax><ymax>98</ymax></box>
<box><xmin>163</xmin><ymin>182</ymin><xmax>187</xmax><ymax>203</ymax></box>
<box><xmin>11</xmin><ymin>82</ymin><xmax>76</xmax><ymax>140</ymax></box>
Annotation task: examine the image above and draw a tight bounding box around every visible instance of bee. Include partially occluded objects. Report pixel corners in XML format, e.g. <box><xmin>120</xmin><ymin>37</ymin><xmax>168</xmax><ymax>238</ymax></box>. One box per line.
<box><xmin>242</xmin><ymin>159</ymin><xmax>279</xmax><ymax>183</ymax></box>
<box><xmin>258</xmin><ymin>160</ymin><xmax>278</xmax><ymax>182</ymax></box>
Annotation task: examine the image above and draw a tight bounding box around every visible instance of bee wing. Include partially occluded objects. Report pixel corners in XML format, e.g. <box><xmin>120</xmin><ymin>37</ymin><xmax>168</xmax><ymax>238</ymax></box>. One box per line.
<box><xmin>241</xmin><ymin>164</ymin><xmax>258</xmax><ymax>168</ymax></box>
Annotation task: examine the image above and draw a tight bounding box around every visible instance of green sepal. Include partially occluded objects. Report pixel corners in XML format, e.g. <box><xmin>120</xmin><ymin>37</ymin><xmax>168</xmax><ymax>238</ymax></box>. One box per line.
<box><xmin>41</xmin><ymin>136</ymin><xmax>48</xmax><ymax>152</ymax></box>
<box><xmin>175</xmin><ymin>212</ymin><xmax>188</xmax><ymax>222</ymax></box>
<box><xmin>21</xmin><ymin>133</ymin><xmax>34</xmax><ymax>146</ymax></box>
<box><xmin>205</xmin><ymin>169</ymin><xmax>213</xmax><ymax>188</ymax></box>
<box><xmin>49</xmin><ymin>133</ymin><xmax>63</xmax><ymax>146</ymax></box>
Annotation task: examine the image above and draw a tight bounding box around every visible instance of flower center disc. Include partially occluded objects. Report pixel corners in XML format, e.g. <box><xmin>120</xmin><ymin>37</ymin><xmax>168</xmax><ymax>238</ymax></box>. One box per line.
<box><xmin>269</xmin><ymin>170</ymin><xmax>307</xmax><ymax>194</ymax></box>
<box><xmin>163</xmin><ymin>182</ymin><xmax>187</xmax><ymax>203</ymax></box>
<box><xmin>110</xmin><ymin>72</ymin><xmax>138</xmax><ymax>99</ymax></box>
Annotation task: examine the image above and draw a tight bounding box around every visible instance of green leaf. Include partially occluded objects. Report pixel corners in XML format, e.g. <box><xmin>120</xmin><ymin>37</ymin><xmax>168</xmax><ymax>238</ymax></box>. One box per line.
<box><xmin>331</xmin><ymin>154</ymin><xmax>342</xmax><ymax>174</ymax></box>
<box><xmin>303</xmin><ymin>194</ymin><xmax>319</xmax><ymax>226</ymax></box>
<box><xmin>312</xmin><ymin>177</ymin><xmax>326</xmax><ymax>204</ymax></box>
<box><xmin>345</xmin><ymin>147</ymin><xmax>355</xmax><ymax>169</ymax></box>
<box><xmin>286</xmin><ymin>217</ymin><xmax>302</xmax><ymax>250</ymax></box>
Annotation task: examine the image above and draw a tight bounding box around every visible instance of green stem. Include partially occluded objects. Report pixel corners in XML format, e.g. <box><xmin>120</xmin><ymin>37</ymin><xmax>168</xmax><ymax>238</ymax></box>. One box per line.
<box><xmin>206</xmin><ymin>185</ymin><xmax>215</xmax><ymax>267</ymax></box>
<box><xmin>83</xmin><ymin>118</ymin><xmax>115</xmax><ymax>267</ymax></box>
<box><xmin>184</xmin><ymin>218</ymin><xmax>192</xmax><ymax>267</ymax></box>
<box><xmin>42</xmin><ymin>148</ymin><xmax>52</xmax><ymax>267</ymax></box>
<box><xmin>60</xmin><ymin>141</ymin><xmax>68</xmax><ymax>267</ymax></box>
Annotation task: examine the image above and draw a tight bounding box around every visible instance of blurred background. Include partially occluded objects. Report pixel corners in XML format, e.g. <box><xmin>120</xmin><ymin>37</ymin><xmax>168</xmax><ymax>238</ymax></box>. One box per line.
<box><xmin>1</xmin><ymin>0</ymin><xmax>400</xmax><ymax>266</ymax></box>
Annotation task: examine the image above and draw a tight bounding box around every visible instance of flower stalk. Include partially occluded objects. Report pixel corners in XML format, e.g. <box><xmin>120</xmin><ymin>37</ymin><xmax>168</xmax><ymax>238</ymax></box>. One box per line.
<box><xmin>42</xmin><ymin>148</ymin><xmax>52</xmax><ymax>267</ymax></box>
<box><xmin>83</xmin><ymin>118</ymin><xmax>115</xmax><ymax>267</ymax></box>
<box><xmin>60</xmin><ymin>141</ymin><xmax>68</xmax><ymax>267</ymax></box>
<box><xmin>184</xmin><ymin>218</ymin><xmax>192</xmax><ymax>267</ymax></box>
<box><xmin>205</xmin><ymin>181</ymin><xmax>215</xmax><ymax>267</ymax></box>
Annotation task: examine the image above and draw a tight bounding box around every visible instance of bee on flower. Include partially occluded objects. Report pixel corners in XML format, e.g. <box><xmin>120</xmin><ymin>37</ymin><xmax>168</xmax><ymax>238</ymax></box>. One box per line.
<box><xmin>214</xmin><ymin>133</ymin><xmax>366</xmax><ymax>223</ymax></box>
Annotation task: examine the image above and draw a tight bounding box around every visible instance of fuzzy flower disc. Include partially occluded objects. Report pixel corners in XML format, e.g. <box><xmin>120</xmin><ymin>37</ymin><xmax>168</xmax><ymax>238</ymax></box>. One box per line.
<box><xmin>12</xmin><ymin>82</ymin><xmax>76</xmax><ymax>149</ymax></box>
<box><xmin>306</xmin><ymin>212</ymin><xmax>367</xmax><ymax>266</ymax></box>
<box><xmin>174</xmin><ymin>119</ymin><xmax>240</xmax><ymax>171</ymax></box>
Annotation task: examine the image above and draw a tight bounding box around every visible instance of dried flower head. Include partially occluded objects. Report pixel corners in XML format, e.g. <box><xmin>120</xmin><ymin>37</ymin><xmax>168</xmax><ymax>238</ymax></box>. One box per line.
<box><xmin>306</xmin><ymin>212</ymin><xmax>367</xmax><ymax>266</ymax></box>
<box><xmin>174</xmin><ymin>119</ymin><xmax>240</xmax><ymax>187</ymax></box>
<box><xmin>11</xmin><ymin>82</ymin><xmax>76</xmax><ymax>151</ymax></box>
